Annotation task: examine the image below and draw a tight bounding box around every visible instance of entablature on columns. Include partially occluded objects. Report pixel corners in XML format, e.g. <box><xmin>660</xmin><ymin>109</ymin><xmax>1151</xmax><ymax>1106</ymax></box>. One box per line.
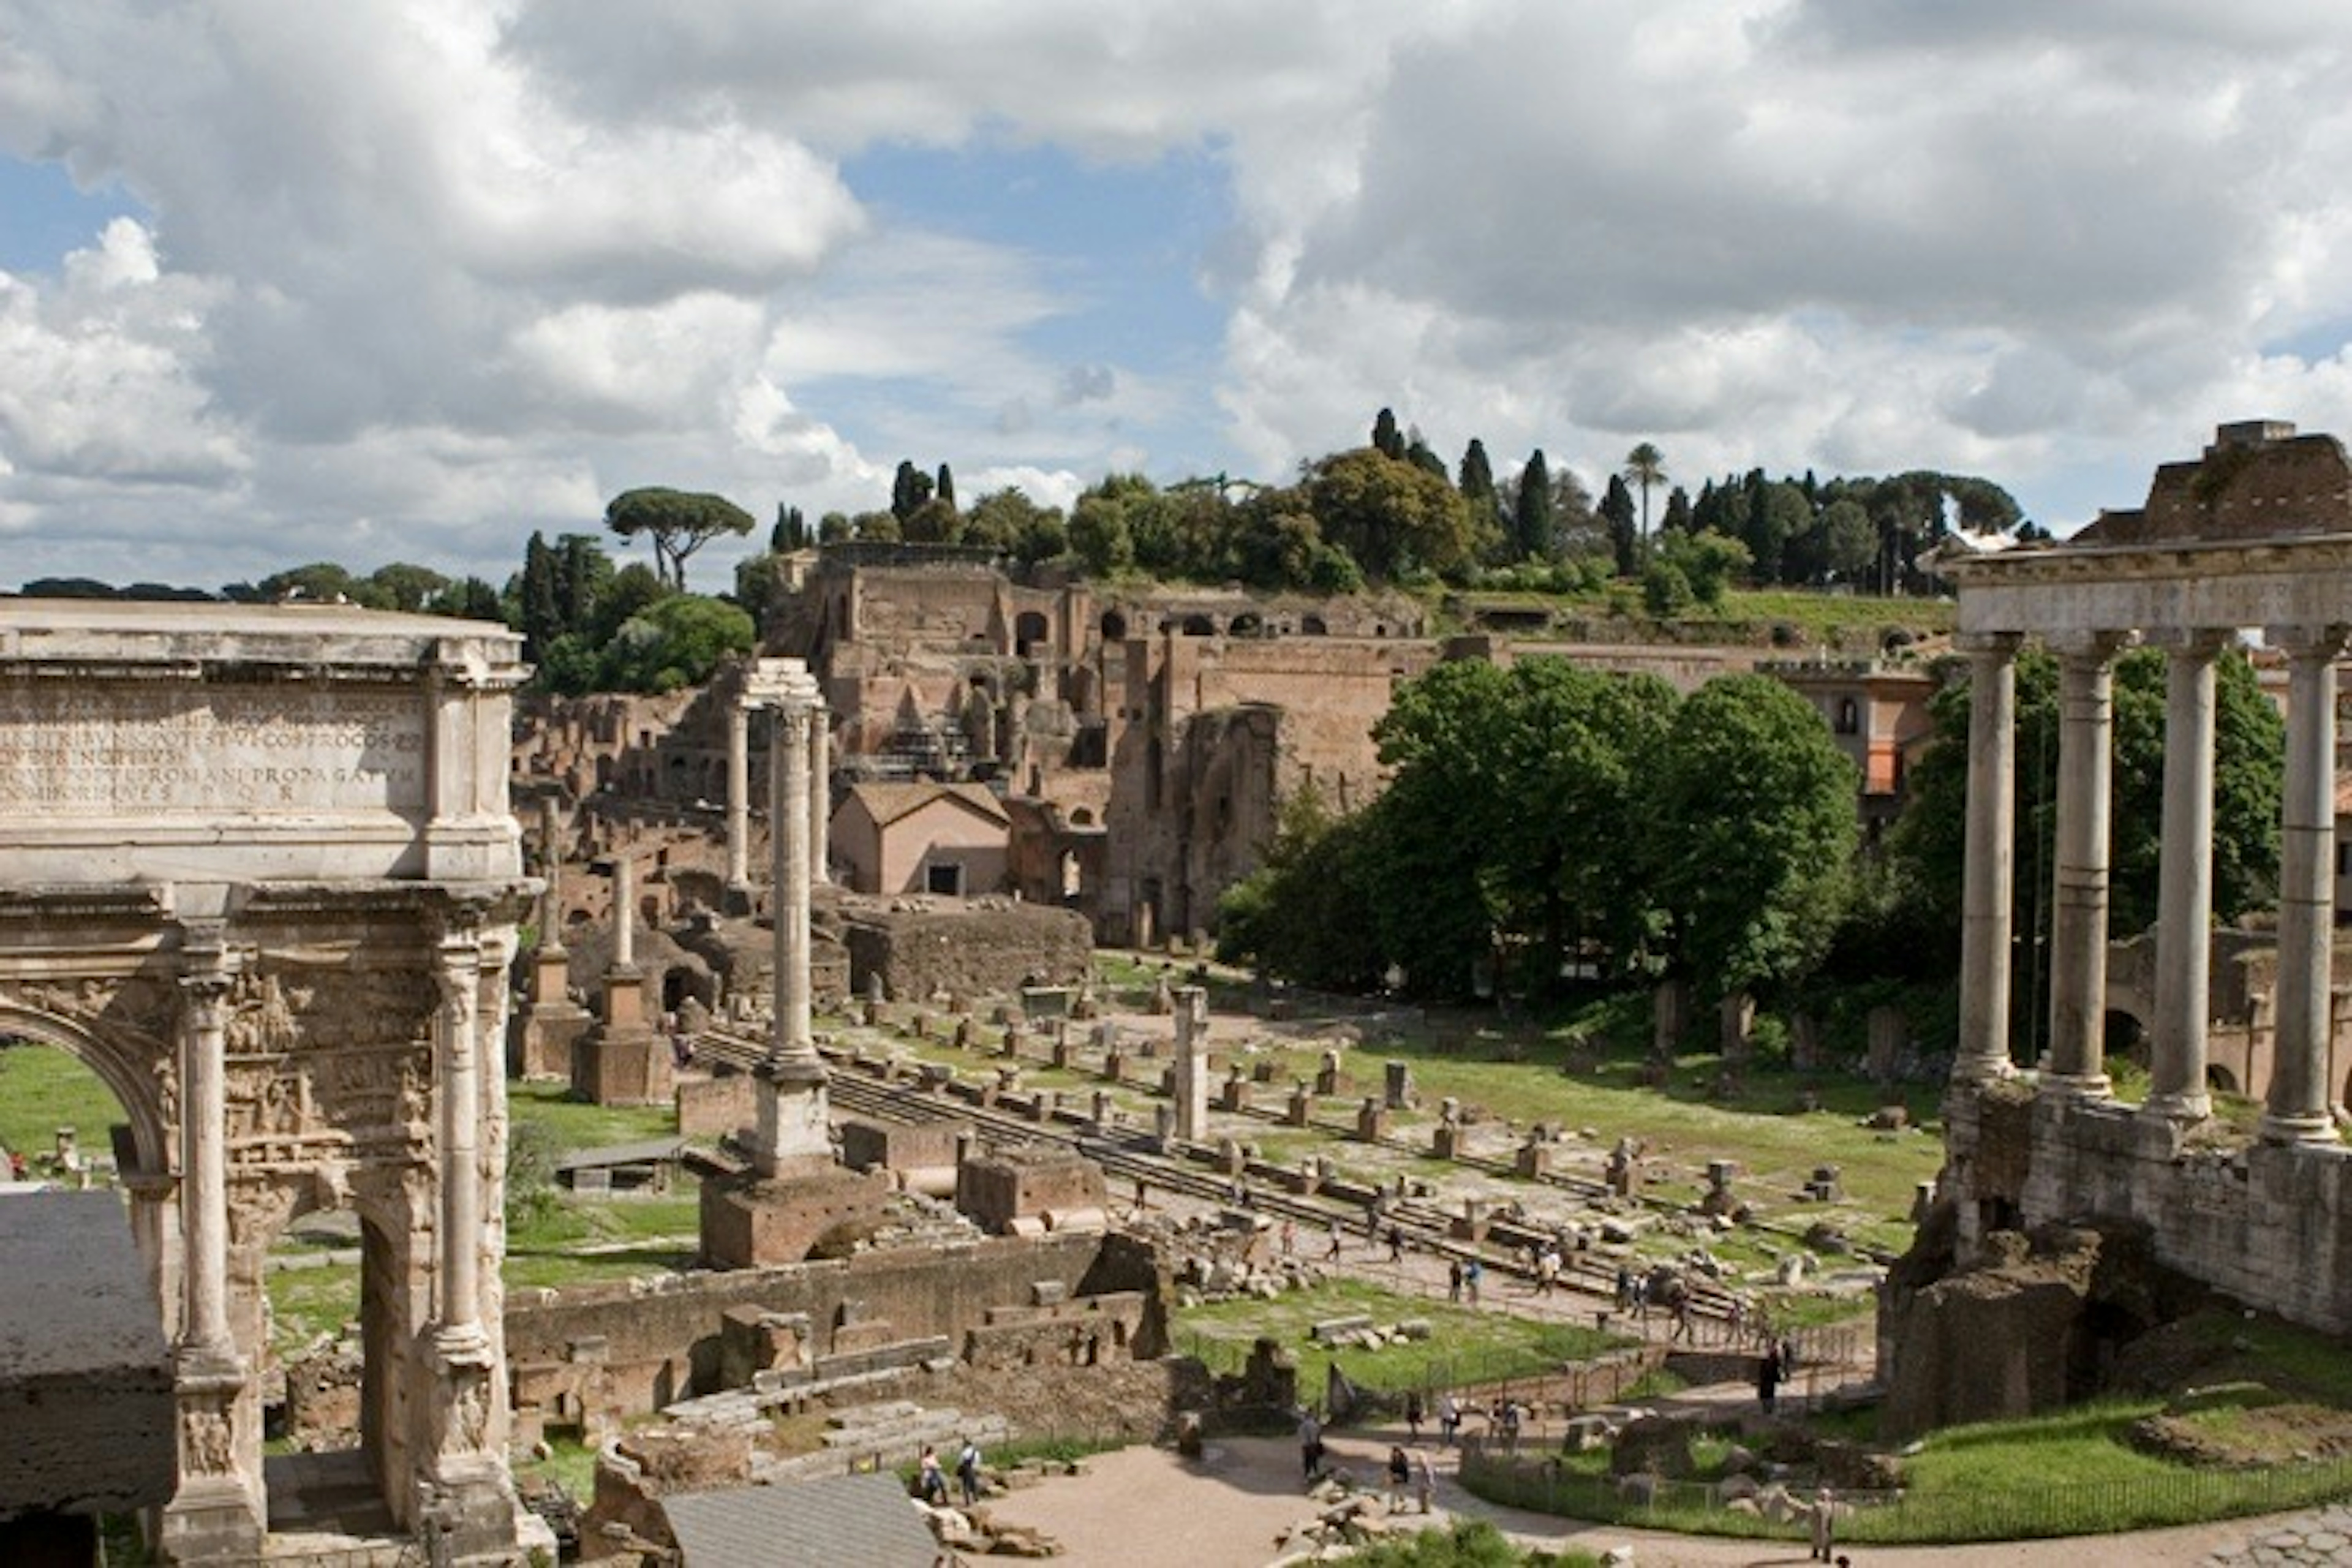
<box><xmin>1947</xmin><ymin>533</ymin><xmax>2352</xmax><ymax>641</ymax></box>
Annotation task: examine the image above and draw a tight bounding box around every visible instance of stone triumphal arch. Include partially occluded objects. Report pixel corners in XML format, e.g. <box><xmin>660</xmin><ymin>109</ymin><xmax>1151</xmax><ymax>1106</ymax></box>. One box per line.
<box><xmin>0</xmin><ymin>601</ymin><xmax>534</xmax><ymax>1562</ymax></box>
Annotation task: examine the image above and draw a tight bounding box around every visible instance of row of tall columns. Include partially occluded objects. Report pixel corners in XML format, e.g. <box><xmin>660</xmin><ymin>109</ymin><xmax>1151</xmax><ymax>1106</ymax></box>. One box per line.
<box><xmin>725</xmin><ymin>685</ymin><xmax>832</xmax><ymax>901</ymax></box>
<box><xmin>1954</xmin><ymin>627</ymin><xmax>2346</xmax><ymax>1144</ymax></box>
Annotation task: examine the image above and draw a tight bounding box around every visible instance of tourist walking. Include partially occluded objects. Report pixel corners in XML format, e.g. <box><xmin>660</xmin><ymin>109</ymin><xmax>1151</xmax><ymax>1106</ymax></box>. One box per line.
<box><xmin>1414</xmin><ymin>1447</ymin><xmax>1437</xmax><ymax>1513</ymax></box>
<box><xmin>1810</xmin><ymin>1485</ymin><xmax>1836</xmax><ymax>1561</ymax></box>
<box><xmin>1757</xmin><ymin>1343</ymin><xmax>1782</xmax><ymax>1415</ymax></box>
<box><xmin>1280</xmin><ymin>1219</ymin><xmax>1296</xmax><ymax>1257</ymax></box>
<box><xmin>1387</xmin><ymin>1224</ymin><xmax>1404</xmax><ymax>1264</ymax></box>
<box><xmin>1298</xmin><ymin>1409</ymin><xmax>1324</xmax><ymax>1480</ymax></box>
<box><xmin>1325</xmin><ymin>1221</ymin><xmax>1343</xmax><ymax>1262</ymax></box>
<box><xmin>956</xmin><ymin>1438</ymin><xmax>983</xmax><ymax>1506</ymax></box>
<box><xmin>1464</xmin><ymin>1257</ymin><xmax>1482</xmax><ymax>1306</ymax></box>
<box><xmin>917</xmin><ymin>1447</ymin><xmax>948</xmax><ymax>1506</ymax></box>
<box><xmin>1386</xmin><ymin>1445</ymin><xmax>1411</xmax><ymax>1510</ymax></box>
<box><xmin>1447</xmin><ymin>1258</ymin><xmax>1463</xmax><ymax>1302</ymax></box>
<box><xmin>1436</xmin><ymin>1392</ymin><xmax>1460</xmax><ymax>1446</ymax></box>
<box><xmin>1404</xmin><ymin>1389</ymin><xmax>1424</xmax><ymax>1441</ymax></box>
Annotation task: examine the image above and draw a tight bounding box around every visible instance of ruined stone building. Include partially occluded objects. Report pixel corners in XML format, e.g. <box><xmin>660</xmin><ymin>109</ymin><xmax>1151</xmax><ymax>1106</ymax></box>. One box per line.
<box><xmin>1901</xmin><ymin>423</ymin><xmax>2352</xmax><ymax>1408</ymax></box>
<box><xmin>0</xmin><ymin>601</ymin><xmax>536</xmax><ymax>1563</ymax></box>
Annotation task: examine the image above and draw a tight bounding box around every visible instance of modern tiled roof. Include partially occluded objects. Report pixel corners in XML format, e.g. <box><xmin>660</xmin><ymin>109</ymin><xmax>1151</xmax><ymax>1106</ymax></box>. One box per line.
<box><xmin>843</xmin><ymin>780</ymin><xmax>1010</xmax><ymax>829</ymax></box>
<box><xmin>662</xmin><ymin>1473</ymin><xmax>938</xmax><ymax>1568</ymax></box>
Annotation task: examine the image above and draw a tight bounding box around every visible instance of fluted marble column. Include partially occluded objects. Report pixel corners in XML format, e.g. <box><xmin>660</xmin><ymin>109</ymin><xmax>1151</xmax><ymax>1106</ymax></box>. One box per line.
<box><xmin>2045</xmin><ymin>633</ymin><xmax>2127</xmax><ymax>1096</ymax></box>
<box><xmin>2263</xmin><ymin>627</ymin><xmax>2349</xmax><ymax>1144</ymax></box>
<box><xmin>756</xmin><ymin>691</ymin><xmax>830</xmax><ymax>1174</ymax></box>
<box><xmin>1956</xmin><ymin>633</ymin><xmax>2021</xmax><ymax>1082</ymax></box>
<box><xmin>2147</xmin><ymin>631</ymin><xmax>2226</xmax><ymax>1120</ymax></box>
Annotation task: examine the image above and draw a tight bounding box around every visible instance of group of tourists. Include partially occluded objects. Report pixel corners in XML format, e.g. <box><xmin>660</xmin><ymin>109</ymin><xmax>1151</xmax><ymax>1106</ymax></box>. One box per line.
<box><xmin>914</xmin><ymin>1438</ymin><xmax>986</xmax><ymax>1509</ymax></box>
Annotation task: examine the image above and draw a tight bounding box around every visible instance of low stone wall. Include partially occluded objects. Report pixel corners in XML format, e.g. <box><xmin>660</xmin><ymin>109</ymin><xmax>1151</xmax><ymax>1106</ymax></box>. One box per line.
<box><xmin>505</xmin><ymin>1229</ymin><xmax>1164</xmax><ymax>1428</ymax></box>
<box><xmin>1947</xmin><ymin>1083</ymin><xmax>2352</xmax><ymax>1339</ymax></box>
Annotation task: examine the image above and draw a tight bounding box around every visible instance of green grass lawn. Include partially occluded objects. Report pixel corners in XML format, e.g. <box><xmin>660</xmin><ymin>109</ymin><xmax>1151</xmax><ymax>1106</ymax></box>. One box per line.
<box><xmin>1176</xmin><ymin>1278</ymin><xmax>1627</xmax><ymax>1395</ymax></box>
<box><xmin>0</xmin><ymin>1040</ymin><xmax>128</xmax><ymax>1171</ymax></box>
<box><xmin>508</xmin><ymin>1080</ymin><xmax>682</xmax><ymax>1150</ymax></box>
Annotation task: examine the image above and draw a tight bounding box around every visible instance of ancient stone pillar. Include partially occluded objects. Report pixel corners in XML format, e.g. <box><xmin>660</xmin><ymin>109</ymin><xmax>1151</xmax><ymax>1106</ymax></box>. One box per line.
<box><xmin>1954</xmin><ymin>633</ymin><xmax>2019</xmax><ymax>1082</ymax></box>
<box><xmin>434</xmin><ymin>927</ymin><xmax>486</xmax><ymax>1343</ymax></box>
<box><xmin>2045</xmin><ymin>633</ymin><xmax>2124</xmax><ymax>1096</ymax></box>
<box><xmin>611</xmin><ymin>855</ymin><xmax>636</xmax><ymax>970</ymax></box>
<box><xmin>176</xmin><ymin>963</ymin><xmax>233</xmax><ymax>1357</ymax></box>
<box><xmin>725</xmin><ymin>695</ymin><xmax>751</xmax><ymax>897</ymax></box>
<box><xmin>1172</xmin><ymin>986</ymin><xmax>1208</xmax><ymax>1142</ymax></box>
<box><xmin>2263</xmin><ymin>627</ymin><xmax>2349</xmax><ymax>1144</ymax></box>
<box><xmin>756</xmin><ymin>688</ymin><xmax>831</xmax><ymax>1173</ymax></box>
<box><xmin>809</xmin><ymin>702</ymin><xmax>831</xmax><ymax>886</ymax></box>
<box><xmin>2147</xmin><ymin>631</ymin><xmax>2225</xmax><ymax>1121</ymax></box>
<box><xmin>162</xmin><ymin>941</ymin><xmax>262</xmax><ymax>1562</ymax></box>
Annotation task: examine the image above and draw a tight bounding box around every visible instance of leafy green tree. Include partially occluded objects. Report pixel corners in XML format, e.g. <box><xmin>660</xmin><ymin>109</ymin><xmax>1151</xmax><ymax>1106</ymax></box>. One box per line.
<box><xmin>1660</xmin><ymin>484</ymin><xmax>1693</xmax><ymax>537</ymax></box>
<box><xmin>1820</xmin><ymin>497</ymin><xmax>1877</xmax><ymax>584</ymax></box>
<box><xmin>1648</xmin><ymin>674</ymin><xmax>1860</xmax><ymax>1003</ymax></box>
<box><xmin>1069</xmin><ymin>474</ymin><xmax>1153</xmax><ymax>576</ymax></box>
<box><xmin>256</xmin><ymin>562</ymin><xmax>369</xmax><ymax>605</ymax></box>
<box><xmin>1215</xmin><ymin>784</ymin><xmax>1388</xmax><ymax>990</ymax></box>
<box><xmin>1599</xmin><ymin>474</ymin><xmax>1638</xmax><ymax>576</ymax></box>
<box><xmin>1642</xmin><ymin>558</ymin><xmax>1694</xmax><ymax>616</ymax></box>
<box><xmin>1458</xmin><ymin>439</ymin><xmax>1500</xmax><ymax>532</ymax></box>
<box><xmin>366</xmin><ymin>562</ymin><xmax>449</xmax><ymax>612</ymax></box>
<box><xmin>518</xmin><ymin>532</ymin><xmax>561</xmax><ymax>660</ymax></box>
<box><xmin>890</xmin><ymin>461</ymin><xmax>933</xmax><ymax>522</ymax></box>
<box><xmin>963</xmin><ymin>488</ymin><xmax>1066</xmax><ymax>563</ymax></box>
<box><xmin>1656</xmin><ymin>529</ymin><xmax>1751</xmax><ymax>605</ymax></box>
<box><xmin>426</xmin><ymin>576</ymin><xmax>503</xmax><ymax>621</ymax></box>
<box><xmin>1892</xmin><ymin>647</ymin><xmax>2282</xmax><ymax>983</ymax></box>
<box><xmin>1371</xmin><ymin>407</ymin><xmax>1406</xmax><ymax>461</ymax></box>
<box><xmin>1743</xmin><ymin>478</ymin><xmax>1812</xmax><ymax>586</ymax></box>
<box><xmin>902</xmin><ymin>496</ymin><xmax>962</xmax><ymax>543</ymax></box>
<box><xmin>595</xmin><ymin>594</ymin><xmax>755</xmax><ymax>694</ymax></box>
<box><xmin>588</xmin><ymin>562</ymin><xmax>671</xmax><ymax>645</ymax></box>
<box><xmin>771</xmin><ymin>505</ymin><xmax>810</xmax><ymax>552</ymax></box>
<box><xmin>1623</xmin><ymin>441</ymin><xmax>1667</xmax><ymax>546</ymax></box>
<box><xmin>1309</xmin><ymin>448</ymin><xmax>1482</xmax><ymax>582</ymax></box>
<box><xmin>1512</xmin><ymin>450</ymin><xmax>1555</xmax><ymax>562</ymax></box>
<box><xmin>603</xmin><ymin>487</ymin><xmax>755</xmax><ymax>590</ymax></box>
<box><xmin>555</xmin><ymin>533</ymin><xmax>616</xmax><ymax>632</ymax></box>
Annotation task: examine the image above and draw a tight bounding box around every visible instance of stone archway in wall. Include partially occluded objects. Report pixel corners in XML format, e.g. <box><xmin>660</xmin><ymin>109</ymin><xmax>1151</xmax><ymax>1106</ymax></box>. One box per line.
<box><xmin>0</xmin><ymin>601</ymin><xmax>533</xmax><ymax>1566</ymax></box>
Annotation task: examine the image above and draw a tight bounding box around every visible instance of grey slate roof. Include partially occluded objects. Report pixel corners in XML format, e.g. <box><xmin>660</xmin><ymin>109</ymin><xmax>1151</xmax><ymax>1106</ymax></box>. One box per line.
<box><xmin>662</xmin><ymin>1473</ymin><xmax>937</xmax><ymax>1568</ymax></box>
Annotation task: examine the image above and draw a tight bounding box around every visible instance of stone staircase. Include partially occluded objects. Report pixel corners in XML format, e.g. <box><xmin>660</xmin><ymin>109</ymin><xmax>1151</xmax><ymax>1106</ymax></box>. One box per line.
<box><xmin>261</xmin><ymin>1452</ymin><xmax>418</xmax><ymax>1566</ymax></box>
<box><xmin>756</xmin><ymin>1399</ymin><xmax>1011</xmax><ymax>1483</ymax></box>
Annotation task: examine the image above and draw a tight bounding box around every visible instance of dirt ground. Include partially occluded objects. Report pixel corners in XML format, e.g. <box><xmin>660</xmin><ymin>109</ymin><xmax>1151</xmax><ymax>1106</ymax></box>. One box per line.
<box><xmin>975</xmin><ymin>1428</ymin><xmax>2285</xmax><ymax>1568</ymax></box>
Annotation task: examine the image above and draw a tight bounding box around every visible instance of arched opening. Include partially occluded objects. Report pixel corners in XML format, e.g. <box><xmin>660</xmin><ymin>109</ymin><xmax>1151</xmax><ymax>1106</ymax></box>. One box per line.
<box><xmin>259</xmin><ymin>1181</ymin><xmax>421</xmax><ymax>1540</ymax></box>
<box><xmin>1014</xmin><ymin>611</ymin><xmax>1050</xmax><ymax>658</ymax></box>
<box><xmin>1100</xmin><ymin>609</ymin><xmax>1128</xmax><ymax>643</ymax></box>
<box><xmin>1300</xmin><ymin>615</ymin><xmax>1328</xmax><ymax>636</ymax></box>
<box><xmin>1069</xmin><ymin>807</ymin><xmax>1095</xmax><ymax>827</ymax></box>
<box><xmin>2104</xmin><ymin>1008</ymin><xmax>2149</xmax><ymax>1071</ymax></box>
<box><xmin>2210</xmin><ymin>1064</ymin><xmax>2242</xmax><ymax>1095</ymax></box>
<box><xmin>1230</xmin><ymin>611</ymin><xmax>1264</xmax><ymax>638</ymax></box>
<box><xmin>1181</xmin><ymin>614</ymin><xmax>1215</xmax><ymax>636</ymax></box>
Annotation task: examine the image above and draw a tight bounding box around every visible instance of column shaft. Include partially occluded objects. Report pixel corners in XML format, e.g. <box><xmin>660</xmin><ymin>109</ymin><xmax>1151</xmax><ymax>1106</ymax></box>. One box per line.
<box><xmin>2148</xmin><ymin>637</ymin><xmax>2221</xmax><ymax>1118</ymax></box>
<box><xmin>772</xmin><ymin>702</ymin><xmax>815</xmax><ymax>1063</ymax></box>
<box><xmin>726</xmin><ymin>700</ymin><xmax>750</xmax><ymax>891</ymax></box>
<box><xmin>437</xmin><ymin>937</ymin><xmax>483</xmax><ymax>1332</ymax></box>
<box><xmin>2046</xmin><ymin>641</ymin><xmax>2119</xmax><ymax>1095</ymax></box>
<box><xmin>1956</xmin><ymin>636</ymin><xmax>2019</xmax><ymax>1082</ymax></box>
<box><xmin>2264</xmin><ymin>631</ymin><xmax>2345</xmax><ymax>1142</ymax></box>
<box><xmin>808</xmin><ymin>704</ymin><xmax>831</xmax><ymax>886</ymax></box>
<box><xmin>178</xmin><ymin>970</ymin><xmax>233</xmax><ymax>1354</ymax></box>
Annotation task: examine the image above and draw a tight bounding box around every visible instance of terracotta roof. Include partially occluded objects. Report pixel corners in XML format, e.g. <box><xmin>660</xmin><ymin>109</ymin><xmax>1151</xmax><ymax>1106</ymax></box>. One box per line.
<box><xmin>843</xmin><ymin>781</ymin><xmax>1009</xmax><ymax>829</ymax></box>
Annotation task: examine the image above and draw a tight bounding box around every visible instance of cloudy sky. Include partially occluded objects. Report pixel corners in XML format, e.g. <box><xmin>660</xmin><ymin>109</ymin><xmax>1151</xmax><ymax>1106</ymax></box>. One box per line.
<box><xmin>4</xmin><ymin>1</ymin><xmax>2350</xmax><ymax>595</ymax></box>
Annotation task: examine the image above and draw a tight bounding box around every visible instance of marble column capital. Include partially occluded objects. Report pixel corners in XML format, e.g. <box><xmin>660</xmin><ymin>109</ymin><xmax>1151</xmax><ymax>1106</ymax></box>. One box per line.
<box><xmin>2046</xmin><ymin>627</ymin><xmax>2138</xmax><ymax>664</ymax></box>
<box><xmin>1952</xmin><ymin>630</ymin><xmax>2022</xmax><ymax>659</ymax></box>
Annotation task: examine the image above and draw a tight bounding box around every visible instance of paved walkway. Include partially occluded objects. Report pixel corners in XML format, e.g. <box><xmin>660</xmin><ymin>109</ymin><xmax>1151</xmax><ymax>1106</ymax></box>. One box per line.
<box><xmin>978</xmin><ymin>1430</ymin><xmax>2347</xmax><ymax>1567</ymax></box>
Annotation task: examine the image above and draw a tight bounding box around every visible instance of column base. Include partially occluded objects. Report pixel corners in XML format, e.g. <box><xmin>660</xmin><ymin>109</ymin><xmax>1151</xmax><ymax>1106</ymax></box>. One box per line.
<box><xmin>159</xmin><ymin>1476</ymin><xmax>263</xmax><ymax>1566</ymax></box>
<box><xmin>413</xmin><ymin>1455</ymin><xmax>521</xmax><ymax>1564</ymax></box>
<box><xmin>722</xmin><ymin>880</ymin><xmax>756</xmax><ymax>917</ymax></box>
<box><xmin>2040</xmin><ymin>1071</ymin><xmax>2113</xmax><ymax>1102</ymax></box>
<box><xmin>1950</xmin><ymin>1053</ymin><xmax>2018</xmax><ymax>1086</ymax></box>
<box><xmin>2140</xmin><ymin>1090</ymin><xmax>2212</xmax><ymax>1123</ymax></box>
<box><xmin>2260</xmin><ymin>1110</ymin><xmax>2342</xmax><ymax>1146</ymax></box>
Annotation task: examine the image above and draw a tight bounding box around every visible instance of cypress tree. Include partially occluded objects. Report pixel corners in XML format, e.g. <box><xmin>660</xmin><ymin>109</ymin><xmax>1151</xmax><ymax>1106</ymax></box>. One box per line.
<box><xmin>1514</xmin><ymin>450</ymin><xmax>1555</xmax><ymax>561</ymax></box>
